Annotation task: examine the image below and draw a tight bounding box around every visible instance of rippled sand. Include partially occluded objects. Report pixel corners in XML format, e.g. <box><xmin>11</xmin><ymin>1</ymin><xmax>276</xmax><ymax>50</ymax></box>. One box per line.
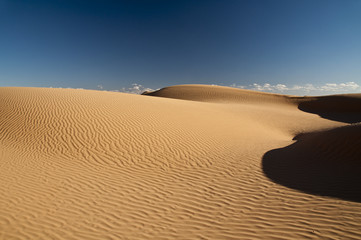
<box><xmin>1</xmin><ymin>85</ymin><xmax>360</xmax><ymax>239</ymax></box>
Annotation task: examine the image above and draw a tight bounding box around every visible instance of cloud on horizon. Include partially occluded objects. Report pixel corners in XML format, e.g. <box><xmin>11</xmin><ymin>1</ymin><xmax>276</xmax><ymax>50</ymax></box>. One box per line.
<box><xmin>107</xmin><ymin>83</ymin><xmax>155</xmax><ymax>94</ymax></box>
<box><xmin>230</xmin><ymin>82</ymin><xmax>361</xmax><ymax>96</ymax></box>
<box><xmin>100</xmin><ymin>81</ymin><xmax>360</xmax><ymax>96</ymax></box>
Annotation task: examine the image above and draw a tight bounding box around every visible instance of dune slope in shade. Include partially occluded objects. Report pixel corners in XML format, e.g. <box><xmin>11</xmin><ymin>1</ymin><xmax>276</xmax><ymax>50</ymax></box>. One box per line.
<box><xmin>263</xmin><ymin>124</ymin><xmax>361</xmax><ymax>202</ymax></box>
<box><xmin>298</xmin><ymin>94</ymin><xmax>361</xmax><ymax>123</ymax></box>
<box><xmin>1</xmin><ymin>86</ymin><xmax>361</xmax><ymax>240</ymax></box>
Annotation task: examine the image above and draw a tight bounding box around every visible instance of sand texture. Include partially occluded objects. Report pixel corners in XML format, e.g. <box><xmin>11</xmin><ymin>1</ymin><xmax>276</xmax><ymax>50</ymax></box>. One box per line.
<box><xmin>1</xmin><ymin>84</ymin><xmax>360</xmax><ymax>239</ymax></box>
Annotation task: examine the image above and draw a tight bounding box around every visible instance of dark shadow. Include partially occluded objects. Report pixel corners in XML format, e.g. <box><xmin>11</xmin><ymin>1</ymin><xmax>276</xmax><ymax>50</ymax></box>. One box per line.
<box><xmin>262</xmin><ymin>125</ymin><xmax>361</xmax><ymax>202</ymax></box>
<box><xmin>298</xmin><ymin>95</ymin><xmax>361</xmax><ymax>123</ymax></box>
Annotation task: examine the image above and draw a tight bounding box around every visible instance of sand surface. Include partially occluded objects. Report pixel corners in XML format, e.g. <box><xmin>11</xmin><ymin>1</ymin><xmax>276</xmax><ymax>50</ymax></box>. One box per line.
<box><xmin>1</xmin><ymin>84</ymin><xmax>360</xmax><ymax>239</ymax></box>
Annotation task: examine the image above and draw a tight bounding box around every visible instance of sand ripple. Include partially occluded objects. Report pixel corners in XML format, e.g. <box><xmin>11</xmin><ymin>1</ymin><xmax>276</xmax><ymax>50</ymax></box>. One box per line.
<box><xmin>0</xmin><ymin>86</ymin><xmax>360</xmax><ymax>239</ymax></box>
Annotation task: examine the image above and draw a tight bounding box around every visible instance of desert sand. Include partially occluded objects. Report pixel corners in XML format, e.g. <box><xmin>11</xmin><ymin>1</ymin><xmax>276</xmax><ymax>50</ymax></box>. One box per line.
<box><xmin>0</xmin><ymin>84</ymin><xmax>360</xmax><ymax>239</ymax></box>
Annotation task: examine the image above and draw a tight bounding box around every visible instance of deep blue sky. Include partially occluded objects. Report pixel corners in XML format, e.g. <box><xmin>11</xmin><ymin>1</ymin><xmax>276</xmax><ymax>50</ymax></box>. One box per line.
<box><xmin>1</xmin><ymin>0</ymin><xmax>361</xmax><ymax>94</ymax></box>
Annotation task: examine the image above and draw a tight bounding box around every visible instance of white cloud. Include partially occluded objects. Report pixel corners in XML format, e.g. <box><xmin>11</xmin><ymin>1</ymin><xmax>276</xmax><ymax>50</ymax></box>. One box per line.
<box><xmin>319</xmin><ymin>82</ymin><xmax>360</xmax><ymax>92</ymax></box>
<box><xmin>229</xmin><ymin>83</ymin><xmax>245</xmax><ymax>89</ymax></box>
<box><xmin>231</xmin><ymin>82</ymin><xmax>361</xmax><ymax>95</ymax></box>
<box><xmin>93</xmin><ymin>83</ymin><xmax>155</xmax><ymax>94</ymax></box>
<box><xmin>94</xmin><ymin>82</ymin><xmax>360</xmax><ymax>96</ymax></box>
<box><xmin>118</xmin><ymin>83</ymin><xmax>154</xmax><ymax>94</ymax></box>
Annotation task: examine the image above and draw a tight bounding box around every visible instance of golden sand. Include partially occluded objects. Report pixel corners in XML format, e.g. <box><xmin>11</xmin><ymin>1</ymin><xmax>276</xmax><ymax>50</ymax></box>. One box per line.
<box><xmin>0</xmin><ymin>85</ymin><xmax>360</xmax><ymax>239</ymax></box>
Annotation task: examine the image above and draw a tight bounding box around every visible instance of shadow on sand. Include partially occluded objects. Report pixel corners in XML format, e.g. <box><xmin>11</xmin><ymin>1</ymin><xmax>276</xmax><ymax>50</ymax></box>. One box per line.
<box><xmin>298</xmin><ymin>95</ymin><xmax>361</xmax><ymax>123</ymax></box>
<box><xmin>262</xmin><ymin>125</ymin><xmax>361</xmax><ymax>202</ymax></box>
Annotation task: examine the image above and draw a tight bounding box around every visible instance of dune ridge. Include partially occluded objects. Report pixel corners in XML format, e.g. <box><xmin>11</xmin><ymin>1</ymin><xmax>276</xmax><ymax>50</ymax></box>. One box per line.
<box><xmin>143</xmin><ymin>84</ymin><xmax>296</xmax><ymax>105</ymax></box>
<box><xmin>1</xmin><ymin>85</ymin><xmax>361</xmax><ymax>239</ymax></box>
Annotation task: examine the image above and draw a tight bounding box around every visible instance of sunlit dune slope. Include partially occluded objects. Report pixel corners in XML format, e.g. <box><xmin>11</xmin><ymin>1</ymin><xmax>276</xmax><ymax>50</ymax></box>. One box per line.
<box><xmin>1</xmin><ymin>86</ymin><xmax>360</xmax><ymax>240</ymax></box>
<box><xmin>0</xmin><ymin>87</ymin><xmax>299</xmax><ymax>167</ymax></box>
<box><xmin>143</xmin><ymin>84</ymin><xmax>295</xmax><ymax>104</ymax></box>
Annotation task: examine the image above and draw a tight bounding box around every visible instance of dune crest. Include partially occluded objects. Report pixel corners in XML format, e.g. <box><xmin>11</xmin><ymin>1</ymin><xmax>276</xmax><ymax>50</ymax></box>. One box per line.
<box><xmin>143</xmin><ymin>84</ymin><xmax>295</xmax><ymax>105</ymax></box>
<box><xmin>1</xmin><ymin>86</ymin><xmax>360</xmax><ymax>239</ymax></box>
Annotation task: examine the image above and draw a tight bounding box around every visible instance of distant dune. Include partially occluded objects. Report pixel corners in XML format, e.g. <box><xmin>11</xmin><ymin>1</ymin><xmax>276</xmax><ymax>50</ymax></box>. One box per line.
<box><xmin>143</xmin><ymin>84</ymin><xmax>295</xmax><ymax>104</ymax></box>
<box><xmin>1</xmin><ymin>85</ymin><xmax>360</xmax><ymax>239</ymax></box>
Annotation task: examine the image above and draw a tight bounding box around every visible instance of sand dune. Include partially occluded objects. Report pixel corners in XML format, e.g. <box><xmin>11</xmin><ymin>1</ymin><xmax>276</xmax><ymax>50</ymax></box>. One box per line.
<box><xmin>143</xmin><ymin>84</ymin><xmax>295</xmax><ymax>104</ymax></box>
<box><xmin>297</xmin><ymin>94</ymin><xmax>361</xmax><ymax>123</ymax></box>
<box><xmin>1</xmin><ymin>85</ymin><xmax>360</xmax><ymax>239</ymax></box>
<box><xmin>263</xmin><ymin>123</ymin><xmax>361</xmax><ymax>202</ymax></box>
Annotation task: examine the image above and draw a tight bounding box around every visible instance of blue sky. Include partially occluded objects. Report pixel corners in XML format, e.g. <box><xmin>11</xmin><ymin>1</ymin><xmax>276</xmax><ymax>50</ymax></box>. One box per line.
<box><xmin>1</xmin><ymin>0</ymin><xmax>361</xmax><ymax>95</ymax></box>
